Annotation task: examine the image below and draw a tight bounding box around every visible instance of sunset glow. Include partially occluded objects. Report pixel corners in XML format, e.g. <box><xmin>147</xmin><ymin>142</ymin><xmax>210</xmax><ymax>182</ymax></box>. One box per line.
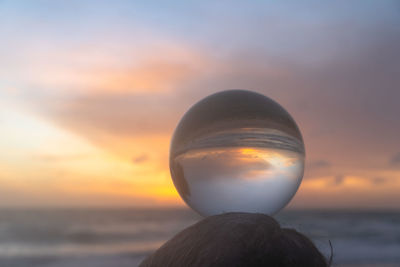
<box><xmin>1</xmin><ymin>1</ymin><xmax>399</xmax><ymax>209</ymax></box>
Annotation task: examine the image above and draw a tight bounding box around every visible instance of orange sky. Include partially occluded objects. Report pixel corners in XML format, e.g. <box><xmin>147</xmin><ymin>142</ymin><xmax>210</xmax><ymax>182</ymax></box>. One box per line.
<box><xmin>0</xmin><ymin>1</ymin><xmax>399</xmax><ymax>209</ymax></box>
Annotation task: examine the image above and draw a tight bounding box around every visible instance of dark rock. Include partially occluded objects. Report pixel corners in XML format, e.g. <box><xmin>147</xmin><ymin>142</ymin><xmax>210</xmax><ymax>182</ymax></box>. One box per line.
<box><xmin>140</xmin><ymin>212</ymin><xmax>328</xmax><ymax>267</ymax></box>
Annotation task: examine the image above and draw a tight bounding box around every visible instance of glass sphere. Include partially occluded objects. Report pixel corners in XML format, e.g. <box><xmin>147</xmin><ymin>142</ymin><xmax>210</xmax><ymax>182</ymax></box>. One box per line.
<box><xmin>170</xmin><ymin>90</ymin><xmax>305</xmax><ymax>216</ymax></box>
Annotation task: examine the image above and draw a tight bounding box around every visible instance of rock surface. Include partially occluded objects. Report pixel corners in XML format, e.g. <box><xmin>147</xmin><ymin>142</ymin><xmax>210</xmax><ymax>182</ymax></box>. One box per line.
<box><xmin>139</xmin><ymin>212</ymin><xmax>328</xmax><ymax>267</ymax></box>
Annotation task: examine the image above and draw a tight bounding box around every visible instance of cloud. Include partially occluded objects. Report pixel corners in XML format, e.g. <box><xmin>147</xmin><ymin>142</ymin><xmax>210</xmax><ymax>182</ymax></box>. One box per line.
<box><xmin>304</xmin><ymin>160</ymin><xmax>332</xmax><ymax>180</ymax></box>
<box><xmin>329</xmin><ymin>175</ymin><xmax>345</xmax><ymax>186</ymax></box>
<box><xmin>14</xmin><ymin>8</ymin><xmax>399</xmax><ymax>150</ymax></box>
<box><xmin>390</xmin><ymin>152</ymin><xmax>400</xmax><ymax>167</ymax></box>
<box><xmin>132</xmin><ymin>154</ymin><xmax>149</xmax><ymax>164</ymax></box>
<box><xmin>17</xmin><ymin>19</ymin><xmax>400</xmax><ymax>184</ymax></box>
<box><xmin>372</xmin><ymin>177</ymin><xmax>386</xmax><ymax>185</ymax></box>
<box><xmin>307</xmin><ymin>160</ymin><xmax>331</xmax><ymax>170</ymax></box>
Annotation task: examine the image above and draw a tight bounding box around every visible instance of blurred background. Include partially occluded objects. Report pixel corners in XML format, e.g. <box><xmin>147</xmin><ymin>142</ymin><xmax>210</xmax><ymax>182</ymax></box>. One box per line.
<box><xmin>0</xmin><ymin>0</ymin><xmax>399</xmax><ymax>266</ymax></box>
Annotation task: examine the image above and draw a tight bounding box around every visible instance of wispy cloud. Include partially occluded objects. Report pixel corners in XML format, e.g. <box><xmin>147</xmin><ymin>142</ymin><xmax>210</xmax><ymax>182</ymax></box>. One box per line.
<box><xmin>390</xmin><ymin>152</ymin><xmax>400</xmax><ymax>167</ymax></box>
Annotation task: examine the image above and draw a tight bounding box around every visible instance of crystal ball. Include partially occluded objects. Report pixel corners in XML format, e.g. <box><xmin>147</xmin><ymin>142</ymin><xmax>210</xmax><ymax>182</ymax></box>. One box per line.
<box><xmin>170</xmin><ymin>90</ymin><xmax>305</xmax><ymax>216</ymax></box>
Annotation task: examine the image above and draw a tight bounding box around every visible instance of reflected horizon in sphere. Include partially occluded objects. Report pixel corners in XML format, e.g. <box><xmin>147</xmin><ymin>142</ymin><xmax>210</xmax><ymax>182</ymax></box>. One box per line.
<box><xmin>170</xmin><ymin>90</ymin><xmax>305</xmax><ymax>216</ymax></box>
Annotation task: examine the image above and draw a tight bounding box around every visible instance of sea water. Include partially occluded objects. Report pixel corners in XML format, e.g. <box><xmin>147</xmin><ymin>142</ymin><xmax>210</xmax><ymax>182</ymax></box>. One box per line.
<box><xmin>0</xmin><ymin>208</ymin><xmax>399</xmax><ymax>267</ymax></box>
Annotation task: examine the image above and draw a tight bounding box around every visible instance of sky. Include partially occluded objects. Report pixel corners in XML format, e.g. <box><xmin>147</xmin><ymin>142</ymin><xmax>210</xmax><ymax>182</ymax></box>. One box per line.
<box><xmin>0</xmin><ymin>0</ymin><xmax>400</xmax><ymax>209</ymax></box>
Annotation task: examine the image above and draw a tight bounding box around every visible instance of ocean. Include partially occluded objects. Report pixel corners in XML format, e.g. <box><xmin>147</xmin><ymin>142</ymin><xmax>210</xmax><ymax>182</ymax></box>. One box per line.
<box><xmin>0</xmin><ymin>208</ymin><xmax>399</xmax><ymax>267</ymax></box>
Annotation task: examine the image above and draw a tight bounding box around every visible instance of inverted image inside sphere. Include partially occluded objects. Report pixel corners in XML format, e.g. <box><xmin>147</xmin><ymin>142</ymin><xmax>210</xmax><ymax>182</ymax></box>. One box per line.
<box><xmin>170</xmin><ymin>90</ymin><xmax>305</xmax><ymax>217</ymax></box>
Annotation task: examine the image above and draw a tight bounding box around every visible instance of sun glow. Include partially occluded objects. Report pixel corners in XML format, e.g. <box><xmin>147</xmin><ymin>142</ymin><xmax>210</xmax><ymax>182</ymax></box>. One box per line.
<box><xmin>0</xmin><ymin>101</ymin><xmax>182</xmax><ymax>207</ymax></box>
